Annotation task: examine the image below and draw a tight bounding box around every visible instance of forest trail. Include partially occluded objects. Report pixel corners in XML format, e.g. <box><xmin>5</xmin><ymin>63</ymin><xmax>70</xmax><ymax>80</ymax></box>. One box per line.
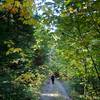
<box><xmin>39</xmin><ymin>79</ymin><xmax>72</xmax><ymax>100</ymax></box>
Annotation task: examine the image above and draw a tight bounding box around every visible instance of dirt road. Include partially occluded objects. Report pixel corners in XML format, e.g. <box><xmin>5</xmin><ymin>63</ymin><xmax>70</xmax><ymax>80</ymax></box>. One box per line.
<box><xmin>39</xmin><ymin>79</ymin><xmax>72</xmax><ymax>100</ymax></box>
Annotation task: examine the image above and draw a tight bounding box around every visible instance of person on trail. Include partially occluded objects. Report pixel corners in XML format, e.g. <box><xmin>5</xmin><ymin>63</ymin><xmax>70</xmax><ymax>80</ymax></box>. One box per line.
<box><xmin>51</xmin><ymin>74</ymin><xmax>55</xmax><ymax>84</ymax></box>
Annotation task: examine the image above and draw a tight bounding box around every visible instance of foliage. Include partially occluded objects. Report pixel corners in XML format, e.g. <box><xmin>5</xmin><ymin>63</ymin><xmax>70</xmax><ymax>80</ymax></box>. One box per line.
<box><xmin>0</xmin><ymin>0</ymin><xmax>100</xmax><ymax>100</ymax></box>
<box><xmin>0</xmin><ymin>0</ymin><xmax>46</xmax><ymax>100</ymax></box>
<box><xmin>36</xmin><ymin>0</ymin><xmax>100</xmax><ymax>99</ymax></box>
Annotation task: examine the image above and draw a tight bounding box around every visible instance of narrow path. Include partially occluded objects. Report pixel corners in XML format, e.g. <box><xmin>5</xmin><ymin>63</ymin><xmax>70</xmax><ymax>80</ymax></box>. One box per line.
<box><xmin>39</xmin><ymin>79</ymin><xmax>72</xmax><ymax>100</ymax></box>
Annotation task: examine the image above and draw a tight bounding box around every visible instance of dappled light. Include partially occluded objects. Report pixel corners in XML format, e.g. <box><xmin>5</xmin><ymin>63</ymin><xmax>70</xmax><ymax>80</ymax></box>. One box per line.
<box><xmin>41</xmin><ymin>93</ymin><xmax>61</xmax><ymax>97</ymax></box>
<box><xmin>40</xmin><ymin>79</ymin><xmax>71</xmax><ymax>100</ymax></box>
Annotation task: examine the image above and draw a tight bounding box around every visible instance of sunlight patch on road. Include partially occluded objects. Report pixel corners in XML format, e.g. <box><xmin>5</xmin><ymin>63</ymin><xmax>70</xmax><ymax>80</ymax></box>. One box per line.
<box><xmin>41</xmin><ymin>93</ymin><xmax>59</xmax><ymax>97</ymax></box>
<box><xmin>41</xmin><ymin>93</ymin><xmax>66</xmax><ymax>98</ymax></box>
